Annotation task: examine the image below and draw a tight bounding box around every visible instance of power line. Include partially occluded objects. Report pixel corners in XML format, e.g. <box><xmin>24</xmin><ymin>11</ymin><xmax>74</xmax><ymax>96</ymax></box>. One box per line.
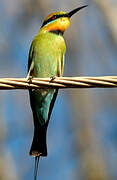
<box><xmin>0</xmin><ymin>76</ymin><xmax>117</xmax><ymax>90</ymax></box>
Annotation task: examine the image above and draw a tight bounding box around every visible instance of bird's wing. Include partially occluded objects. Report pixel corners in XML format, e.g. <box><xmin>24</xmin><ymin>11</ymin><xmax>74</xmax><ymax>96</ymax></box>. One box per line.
<box><xmin>27</xmin><ymin>42</ymin><xmax>35</xmax><ymax>76</ymax></box>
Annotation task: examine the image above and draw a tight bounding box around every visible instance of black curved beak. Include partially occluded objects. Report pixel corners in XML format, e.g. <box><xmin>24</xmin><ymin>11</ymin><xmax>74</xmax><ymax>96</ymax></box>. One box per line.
<box><xmin>67</xmin><ymin>5</ymin><xmax>88</xmax><ymax>18</ymax></box>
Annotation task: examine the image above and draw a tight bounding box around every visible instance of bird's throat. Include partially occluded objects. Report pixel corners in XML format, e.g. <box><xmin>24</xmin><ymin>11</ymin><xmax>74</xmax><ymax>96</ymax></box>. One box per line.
<box><xmin>49</xmin><ymin>30</ymin><xmax>63</xmax><ymax>36</ymax></box>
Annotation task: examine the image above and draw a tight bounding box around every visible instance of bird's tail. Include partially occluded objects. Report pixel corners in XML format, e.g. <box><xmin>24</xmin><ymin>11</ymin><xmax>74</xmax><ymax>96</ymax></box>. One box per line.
<box><xmin>29</xmin><ymin>126</ymin><xmax>47</xmax><ymax>157</ymax></box>
<box><xmin>34</xmin><ymin>156</ymin><xmax>40</xmax><ymax>180</ymax></box>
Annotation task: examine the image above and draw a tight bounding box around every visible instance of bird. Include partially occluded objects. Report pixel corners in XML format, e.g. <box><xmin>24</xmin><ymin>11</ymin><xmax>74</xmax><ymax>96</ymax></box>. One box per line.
<box><xmin>27</xmin><ymin>5</ymin><xmax>87</xmax><ymax>180</ymax></box>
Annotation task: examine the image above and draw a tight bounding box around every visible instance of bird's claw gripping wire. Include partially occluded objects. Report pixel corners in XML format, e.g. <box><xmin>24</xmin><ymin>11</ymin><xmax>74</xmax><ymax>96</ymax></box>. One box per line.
<box><xmin>26</xmin><ymin>75</ymin><xmax>33</xmax><ymax>84</ymax></box>
<box><xmin>50</xmin><ymin>76</ymin><xmax>56</xmax><ymax>82</ymax></box>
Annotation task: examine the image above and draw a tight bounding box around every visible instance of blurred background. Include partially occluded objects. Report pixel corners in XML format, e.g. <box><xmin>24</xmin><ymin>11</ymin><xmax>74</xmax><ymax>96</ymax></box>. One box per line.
<box><xmin>0</xmin><ymin>0</ymin><xmax>117</xmax><ymax>179</ymax></box>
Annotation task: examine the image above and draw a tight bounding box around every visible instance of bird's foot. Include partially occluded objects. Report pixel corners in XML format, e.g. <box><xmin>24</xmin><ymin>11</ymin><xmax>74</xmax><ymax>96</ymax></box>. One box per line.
<box><xmin>50</xmin><ymin>76</ymin><xmax>56</xmax><ymax>82</ymax></box>
<box><xmin>26</xmin><ymin>75</ymin><xmax>33</xmax><ymax>84</ymax></box>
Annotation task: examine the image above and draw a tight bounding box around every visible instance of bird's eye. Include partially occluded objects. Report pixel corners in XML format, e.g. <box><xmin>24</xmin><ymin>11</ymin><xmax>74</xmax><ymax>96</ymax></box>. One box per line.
<box><xmin>51</xmin><ymin>15</ymin><xmax>56</xmax><ymax>20</ymax></box>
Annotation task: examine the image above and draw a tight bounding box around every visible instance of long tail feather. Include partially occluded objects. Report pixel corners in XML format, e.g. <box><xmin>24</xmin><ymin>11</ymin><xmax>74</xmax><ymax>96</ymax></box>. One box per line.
<box><xmin>34</xmin><ymin>156</ymin><xmax>40</xmax><ymax>180</ymax></box>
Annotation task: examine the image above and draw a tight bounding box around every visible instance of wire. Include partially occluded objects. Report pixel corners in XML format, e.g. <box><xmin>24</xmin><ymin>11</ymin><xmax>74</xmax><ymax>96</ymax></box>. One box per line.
<box><xmin>0</xmin><ymin>76</ymin><xmax>117</xmax><ymax>89</ymax></box>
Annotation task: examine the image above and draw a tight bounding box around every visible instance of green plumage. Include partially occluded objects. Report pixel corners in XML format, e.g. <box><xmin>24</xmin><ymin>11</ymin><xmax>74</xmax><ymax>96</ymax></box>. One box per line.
<box><xmin>28</xmin><ymin>31</ymin><xmax>66</xmax><ymax>156</ymax></box>
<box><xmin>27</xmin><ymin>6</ymin><xmax>87</xmax><ymax>180</ymax></box>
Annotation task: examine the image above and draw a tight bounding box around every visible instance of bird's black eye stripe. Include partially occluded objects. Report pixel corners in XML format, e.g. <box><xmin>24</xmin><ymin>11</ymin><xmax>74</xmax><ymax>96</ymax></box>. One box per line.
<box><xmin>41</xmin><ymin>14</ymin><xmax>67</xmax><ymax>28</ymax></box>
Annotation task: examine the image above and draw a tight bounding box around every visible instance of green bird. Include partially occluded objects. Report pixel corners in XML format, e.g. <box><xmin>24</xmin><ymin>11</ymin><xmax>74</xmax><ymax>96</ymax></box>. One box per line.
<box><xmin>27</xmin><ymin>5</ymin><xmax>87</xmax><ymax>179</ymax></box>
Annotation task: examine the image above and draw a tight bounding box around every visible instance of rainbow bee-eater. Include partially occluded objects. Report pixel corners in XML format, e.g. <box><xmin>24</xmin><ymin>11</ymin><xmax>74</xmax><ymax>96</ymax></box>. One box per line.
<box><xmin>27</xmin><ymin>5</ymin><xmax>87</xmax><ymax>179</ymax></box>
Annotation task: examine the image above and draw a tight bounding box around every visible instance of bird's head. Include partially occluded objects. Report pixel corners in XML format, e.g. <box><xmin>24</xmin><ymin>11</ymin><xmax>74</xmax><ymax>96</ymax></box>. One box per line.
<box><xmin>40</xmin><ymin>5</ymin><xmax>88</xmax><ymax>35</ymax></box>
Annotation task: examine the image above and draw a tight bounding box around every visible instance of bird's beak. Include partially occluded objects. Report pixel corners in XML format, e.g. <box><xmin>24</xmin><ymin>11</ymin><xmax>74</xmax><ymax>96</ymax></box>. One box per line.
<box><xmin>67</xmin><ymin>5</ymin><xmax>88</xmax><ymax>18</ymax></box>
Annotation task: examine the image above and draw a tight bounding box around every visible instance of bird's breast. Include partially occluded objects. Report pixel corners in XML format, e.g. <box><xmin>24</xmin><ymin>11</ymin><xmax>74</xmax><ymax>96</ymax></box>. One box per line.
<box><xmin>33</xmin><ymin>32</ymin><xmax>66</xmax><ymax>78</ymax></box>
